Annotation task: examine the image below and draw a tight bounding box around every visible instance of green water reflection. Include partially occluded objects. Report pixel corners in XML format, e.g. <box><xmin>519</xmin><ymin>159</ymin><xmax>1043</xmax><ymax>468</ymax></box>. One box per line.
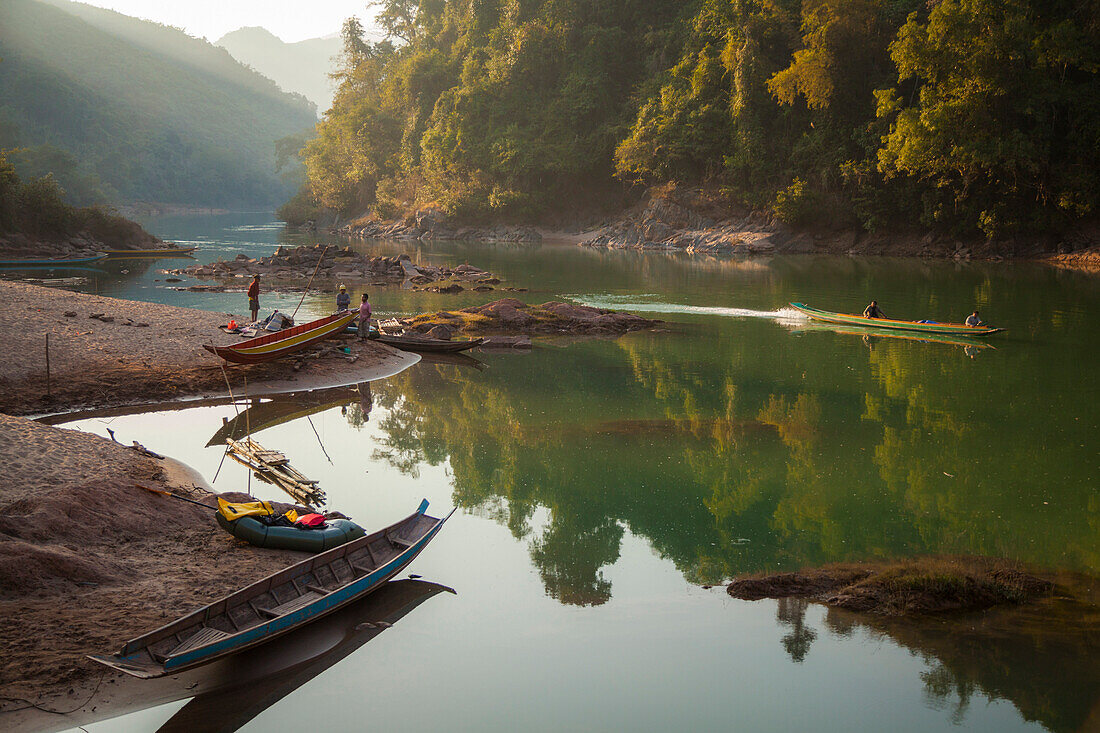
<box><xmin>365</xmin><ymin>313</ymin><xmax>1096</xmax><ymax>605</ymax></box>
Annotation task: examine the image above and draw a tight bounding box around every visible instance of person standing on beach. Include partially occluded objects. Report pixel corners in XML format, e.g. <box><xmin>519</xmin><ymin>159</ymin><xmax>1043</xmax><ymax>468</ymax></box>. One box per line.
<box><xmin>247</xmin><ymin>274</ymin><xmax>260</xmax><ymax>323</ymax></box>
<box><xmin>358</xmin><ymin>293</ymin><xmax>372</xmax><ymax>339</ymax></box>
<box><xmin>336</xmin><ymin>284</ymin><xmax>350</xmax><ymax>311</ymax></box>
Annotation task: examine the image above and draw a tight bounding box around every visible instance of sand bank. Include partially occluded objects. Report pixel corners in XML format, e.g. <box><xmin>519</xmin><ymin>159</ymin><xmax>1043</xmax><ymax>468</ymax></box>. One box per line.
<box><xmin>0</xmin><ymin>281</ymin><xmax>418</xmax><ymax>416</ymax></box>
<box><xmin>0</xmin><ymin>414</ymin><xmax>322</xmax><ymax>708</ymax></box>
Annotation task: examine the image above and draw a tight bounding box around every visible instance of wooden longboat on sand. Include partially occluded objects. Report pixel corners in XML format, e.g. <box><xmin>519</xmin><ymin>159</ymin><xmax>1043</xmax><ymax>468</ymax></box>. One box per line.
<box><xmin>203</xmin><ymin>311</ymin><xmax>357</xmax><ymax>364</ymax></box>
<box><xmin>90</xmin><ymin>500</ymin><xmax>454</xmax><ymax>678</ymax></box>
<box><xmin>790</xmin><ymin>302</ymin><xmax>1004</xmax><ymax>337</ymax></box>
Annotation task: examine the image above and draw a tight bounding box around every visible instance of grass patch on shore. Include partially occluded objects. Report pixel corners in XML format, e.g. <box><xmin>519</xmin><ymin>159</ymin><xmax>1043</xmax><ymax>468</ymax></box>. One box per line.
<box><xmin>405</xmin><ymin>310</ymin><xmax>493</xmax><ymax>332</ymax></box>
<box><xmin>727</xmin><ymin>556</ymin><xmax>1055</xmax><ymax>616</ymax></box>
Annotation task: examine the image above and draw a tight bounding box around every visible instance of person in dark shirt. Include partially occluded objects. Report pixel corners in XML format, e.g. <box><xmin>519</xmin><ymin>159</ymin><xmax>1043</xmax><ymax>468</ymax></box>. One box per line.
<box><xmin>247</xmin><ymin>274</ymin><xmax>260</xmax><ymax>322</ymax></box>
<box><xmin>336</xmin><ymin>284</ymin><xmax>350</xmax><ymax>311</ymax></box>
<box><xmin>863</xmin><ymin>300</ymin><xmax>885</xmax><ymax>319</ymax></box>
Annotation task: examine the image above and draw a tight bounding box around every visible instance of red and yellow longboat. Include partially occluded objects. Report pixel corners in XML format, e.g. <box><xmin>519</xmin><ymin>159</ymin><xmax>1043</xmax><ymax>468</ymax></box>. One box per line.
<box><xmin>789</xmin><ymin>302</ymin><xmax>1004</xmax><ymax>337</ymax></box>
<box><xmin>204</xmin><ymin>312</ymin><xmax>357</xmax><ymax>364</ymax></box>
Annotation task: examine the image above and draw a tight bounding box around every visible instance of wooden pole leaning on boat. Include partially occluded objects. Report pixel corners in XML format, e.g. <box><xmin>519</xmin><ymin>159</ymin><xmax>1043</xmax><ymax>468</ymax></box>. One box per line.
<box><xmin>290</xmin><ymin>245</ymin><xmax>330</xmax><ymax>320</ymax></box>
<box><xmin>134</xmin><ymin>484</ymin><xmax>213</xmax><ymax>509</ymax></box>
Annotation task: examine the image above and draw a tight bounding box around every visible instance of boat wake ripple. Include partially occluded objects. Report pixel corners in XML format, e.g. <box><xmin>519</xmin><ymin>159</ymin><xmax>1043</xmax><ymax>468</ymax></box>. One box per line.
<box><xmin>569</xmin><ymin>295</ymin><xmax>806</xmax><ymax>322</ymax></box>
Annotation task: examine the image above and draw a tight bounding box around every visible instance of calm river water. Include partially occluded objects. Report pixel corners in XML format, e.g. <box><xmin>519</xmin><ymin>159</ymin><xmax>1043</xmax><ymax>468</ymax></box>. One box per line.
<box><xmin>38</xmin><ymin>213</ymin><xmax>1098</xmax><ymax>732</ymax></box>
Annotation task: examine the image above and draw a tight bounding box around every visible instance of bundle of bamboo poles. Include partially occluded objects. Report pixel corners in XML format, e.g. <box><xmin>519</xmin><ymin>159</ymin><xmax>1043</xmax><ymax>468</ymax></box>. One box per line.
<box><xmin>225</xmin><ymin>436</ymin><xmax>326</xmax><ymax>507</ymax></box>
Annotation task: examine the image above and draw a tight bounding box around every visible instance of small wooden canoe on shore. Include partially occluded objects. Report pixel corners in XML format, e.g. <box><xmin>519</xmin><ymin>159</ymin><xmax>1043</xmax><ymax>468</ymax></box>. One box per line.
<box><xmin>204</xmin><ymin>311</ymin><xmax>357</xmax><ymax>364</ymax></box>
<box><xmin>0</xmin><ymin>254</ymin><xmax>107</xmax><ymax>267</ymax></box>
<box><xmin>790</xmin><ymin>302</ymin><xmax>1004</xmax><ymax>337</ymax></box>
<box><xmin>100</xmin><ymin>246</ymin><xmax>197</xmax><ymax>257</ymax></box>
<box><xmin>90</xmin><ymin>499</ymin><xmax>454</xmax><ymax>678</ymax></box>
<box><xmin>376</xmin><ymin>334</ymin><xmax>485</xmax><ymax>353</ymax></box>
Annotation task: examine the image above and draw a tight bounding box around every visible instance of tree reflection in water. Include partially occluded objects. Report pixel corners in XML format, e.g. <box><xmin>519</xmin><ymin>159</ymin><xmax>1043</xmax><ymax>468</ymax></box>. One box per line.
<box><xmin>776</xmin><ymin>597</ymin><xmax>816</xmax><ymax>663</ymax></box>
<box><xmin>359</xmin><ymin>289</ymin><xmax>1097</xmax><ymax>729</ymax></box>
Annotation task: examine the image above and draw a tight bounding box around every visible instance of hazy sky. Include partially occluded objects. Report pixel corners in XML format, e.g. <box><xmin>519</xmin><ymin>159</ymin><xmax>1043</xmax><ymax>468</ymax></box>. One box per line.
<box><xmin>75</xmin><ymin>0</ymin><xmax>378</xmax><ymax>43</ymax></box>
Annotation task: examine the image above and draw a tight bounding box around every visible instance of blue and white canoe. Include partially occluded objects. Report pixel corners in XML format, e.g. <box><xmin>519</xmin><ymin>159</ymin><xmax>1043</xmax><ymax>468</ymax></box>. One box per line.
<box><xmin>0</xmin><ymin>254</ymin><xmax>107</xmax><ymax>267</ymax></box>
<box><xmin>90</xmin><ymin>500</ymin><xmax>454</xmax><ymax>678</ymax></box>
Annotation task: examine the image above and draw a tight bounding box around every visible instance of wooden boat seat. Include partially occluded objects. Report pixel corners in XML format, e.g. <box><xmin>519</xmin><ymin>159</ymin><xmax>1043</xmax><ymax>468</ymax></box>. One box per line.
<box><xmin>258</xmin><ymin>591</ymin><xmax>321</xmax><ymax>619</ymax></box>
<box><xmin>168</xmin><ymin>627</ymin><xmax>232</xmax><ymax>658</ymax></box>
<box><xmin>387</xmin><ymin>534</ymin><xmax>414</xmax><ymax>548</ymax></box>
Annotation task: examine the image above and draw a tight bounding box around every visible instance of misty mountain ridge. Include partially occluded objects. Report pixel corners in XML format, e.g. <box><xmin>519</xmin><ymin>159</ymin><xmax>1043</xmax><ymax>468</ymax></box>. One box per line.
<box><xmin>216</xmin><ymin>25</ymin><xmax>384</xmax><ymax>114</ymax></box>
<box><xmin>0</xmin><ymin>0</ymin><xmax>317</xmax><ymax>207</ymax></box>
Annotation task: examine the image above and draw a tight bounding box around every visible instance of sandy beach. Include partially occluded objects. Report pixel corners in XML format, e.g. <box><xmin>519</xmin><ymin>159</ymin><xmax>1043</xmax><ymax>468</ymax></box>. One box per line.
<box><xmin>0</xmin><ymin>280</ymin><xmax>417</xmax><ymax>416</ymax></box>
<box><xmin>0</xmin><ymin>413</ymin><xmax>321</xmax><ymax>709</ymax></box>
<box><xmin>0</xmin><ymin>280</ymin><xmax>426</xmax><ymax>712</ymax></box>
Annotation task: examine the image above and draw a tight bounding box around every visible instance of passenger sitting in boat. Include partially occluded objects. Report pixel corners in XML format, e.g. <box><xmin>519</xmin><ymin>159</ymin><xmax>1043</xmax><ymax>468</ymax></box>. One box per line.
<box><xmin>965</xmin><ymin>310</ymin><xmax>983</xmax><ymax>327</ymax></box>
<box><xmin>863</xmin><ymin>300</ymin><xmax>885</xmax><ymax>319</ymax></box>
<box><xmin>336</xmin><ymin>284</ymin><xmax>350</xmax><ymax>311</ymax></box>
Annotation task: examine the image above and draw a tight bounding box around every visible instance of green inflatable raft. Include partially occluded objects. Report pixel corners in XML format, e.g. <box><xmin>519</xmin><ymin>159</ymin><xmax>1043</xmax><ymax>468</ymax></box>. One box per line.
<box><xmin>215</xmin><ymin>498</ymin><xmax>366</xmax><ymax>552</ymax></box>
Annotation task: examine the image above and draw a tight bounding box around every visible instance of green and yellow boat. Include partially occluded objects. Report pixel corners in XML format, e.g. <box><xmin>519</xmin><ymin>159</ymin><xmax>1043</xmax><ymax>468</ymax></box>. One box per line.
<box><xmin>789</xmin><ymin>302</ymin><xmax>1004</xmax><ymax>337</ymax></box>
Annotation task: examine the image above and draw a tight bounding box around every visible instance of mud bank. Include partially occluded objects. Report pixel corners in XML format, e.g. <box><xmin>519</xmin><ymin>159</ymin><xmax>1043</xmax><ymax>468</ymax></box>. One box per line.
<box><xmin>398</xmin><ymin>298</ymin><xmax>661</xmax><ymax>339</ymax></box>
<box><xmin>726</xmin><ymin>556</ymin><xmax>1055</xmax><ymax>615</ymax></box>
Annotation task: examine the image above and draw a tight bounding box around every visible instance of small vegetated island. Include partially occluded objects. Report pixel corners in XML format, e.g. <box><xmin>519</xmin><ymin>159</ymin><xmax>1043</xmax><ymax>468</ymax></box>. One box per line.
<box><xmin>281</xmin><ymin>0</ymin><xmax>1099</xmax><ymax>266</ymax></box>
<box><xmin>726</xmin><ymin>557</ymin><xmax>1057</xmax><ymax>616</ymax></box>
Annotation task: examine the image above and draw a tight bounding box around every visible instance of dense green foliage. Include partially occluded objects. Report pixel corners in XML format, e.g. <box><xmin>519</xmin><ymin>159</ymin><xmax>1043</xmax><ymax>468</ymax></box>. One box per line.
<box><xmin>0</xmin><ymin>150</ymin><xmax>151</xmax><ymax>244</ymax></box>
<box><xmin>295</xmin><ymin>0</ymin><xmax>688</xmax><ymax>222</ymax></box>
<box><xmin>300</xmin><ymin>0</ymin><xmax>1100</xmax><ymax>236</ymax></box>
<box><xmin>0</xmin><ymin>0</ymin><xmax>317</xmax><ymax>207</ymax></box>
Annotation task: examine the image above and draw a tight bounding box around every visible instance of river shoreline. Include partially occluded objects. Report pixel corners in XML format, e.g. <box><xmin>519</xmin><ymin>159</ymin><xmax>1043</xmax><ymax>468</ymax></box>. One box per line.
<box><xmin>310</xmin><ymin>187</ymin><xmax>1100</xmax><ymax>271</ymax></box>
<box><xmin>0</xmin><ymin>413</ymin><xmax>320</xmax><ymax>709</ymax></box>
<box><xmin>0</xmin><ymin>281</ymin><xmax>418</xmax><ymax>416</ymax></box>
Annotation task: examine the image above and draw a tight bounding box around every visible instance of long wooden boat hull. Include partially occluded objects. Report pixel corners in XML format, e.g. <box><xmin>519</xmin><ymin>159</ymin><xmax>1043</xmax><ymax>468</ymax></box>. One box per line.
<box><xmin>90</xmin><ymin>499</ymin><xmax>454</xmax><ymax>678</ymax></box>
<box><xmin>788</xmin><ymin>322</ymin><xmax>995</xmax><ymax>349</ymax></box>
<box><xmin>0</xmin><ymin>254</ymin><xmax>107</xmax><ymax>267</ymax></box>
<box><xmin>100</xmin><ymin>247</ymin><xmax>197</xmax><ymax>257</ymax></box>
<box><xmin>376</xmin><ymin>334</ymin><xmax>485</xmax><ymax>353</ymax></box>
<box><xmin>790</xmin><ymin>302</ymin><xmax>1004</xmax><ymax>337</ymax></box>
<box><xmin>204</xmin><ymin>311</ymin><xmax>357</xmax><ymax>364</ymax></box>
<box><xmin>7</xmin><ymin>581</ymin><xmax>451</xmax><ymax>733</ymax></box>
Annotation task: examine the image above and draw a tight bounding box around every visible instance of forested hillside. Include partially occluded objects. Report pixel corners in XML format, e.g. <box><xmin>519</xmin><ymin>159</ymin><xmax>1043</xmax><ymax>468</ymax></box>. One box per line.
<box><xmin>0</xmin><ymin>151</ymin><xmax>158</xmax><ymax>255</ymax></box>
<box><xmin>294</xmin><ymin>0</ymin><xmax>1100</xmax><ymax>239</ymax></box>
<box><xmin>0</xmin><ymin>0</ymin><xmax>318</xmax><ymax>208</ymax></box>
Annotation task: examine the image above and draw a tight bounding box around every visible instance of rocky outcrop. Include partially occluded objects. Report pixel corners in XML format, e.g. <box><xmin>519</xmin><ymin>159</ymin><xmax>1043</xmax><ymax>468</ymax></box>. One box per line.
<box><xmin>581</xmin><ymin>185</ymin><xmax>1100</xmax><ymax>262</ymax></box>
<box><xmin>339</xmin><ymin>208</ymin><xmax>542</xmax><ymax>243</ymax></box>
<box><xmin>583</xmin><ymin>190</ymin><xmax>789</xmax><ymax>254</ymax></box>
<box><xmin>401</xmin><ymin>298</ymin><xmax>660</xmax><ymax>337</ymax></box>
<box><xmin>173</xmin><ymin>244</ymin><xmax>503</xmax><ymax>290</ymax></box>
